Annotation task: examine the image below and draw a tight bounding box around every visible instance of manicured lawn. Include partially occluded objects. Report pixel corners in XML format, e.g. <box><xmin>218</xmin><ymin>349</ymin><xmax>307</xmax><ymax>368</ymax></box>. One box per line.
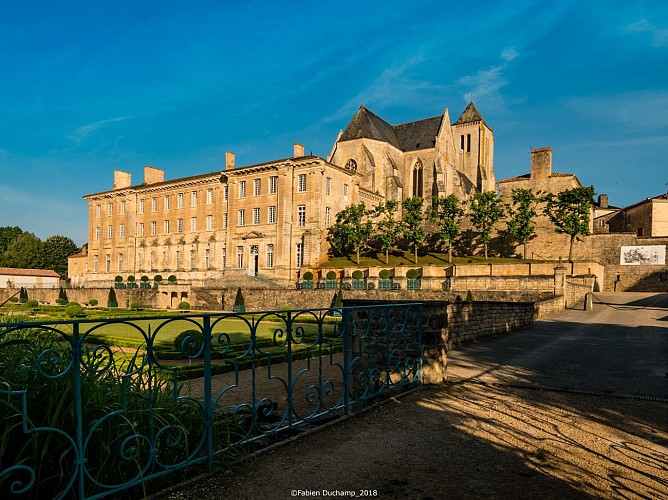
<box><xmin>324</xmin><ymin>250</ymin><xmax>545</xmax><ymax>267</ymax></box>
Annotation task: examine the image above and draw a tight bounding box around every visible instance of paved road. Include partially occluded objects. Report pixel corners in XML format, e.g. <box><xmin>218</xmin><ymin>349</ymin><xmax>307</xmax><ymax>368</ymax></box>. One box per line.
<box><xmin>447</xmin><ymin>292</ymin><xmax>668</xmax><ymax>398</ymax></box>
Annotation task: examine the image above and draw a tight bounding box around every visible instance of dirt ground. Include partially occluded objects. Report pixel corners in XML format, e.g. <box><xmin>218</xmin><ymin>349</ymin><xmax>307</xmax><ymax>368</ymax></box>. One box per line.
<box><xmin>160</xmin><ymin>382</ymin><xmax>668</xmax><ymax>500</ymax></box>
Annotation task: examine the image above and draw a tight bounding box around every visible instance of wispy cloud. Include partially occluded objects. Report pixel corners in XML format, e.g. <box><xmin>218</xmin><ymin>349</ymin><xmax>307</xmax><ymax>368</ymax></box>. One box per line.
<box><xmin>565</xmin><ymin>90</ymin><xmax>668</xmax><ymax>130</ymax></box>
<box><xmin>501</xmin><ymin>46</ymin><xmax>519</xmax><ymax>62</ymax></box>
<box><xmin>625</xmin><ymin>18</ymin><xmax>668</xmax><ymax>47</ymax></box>
<box><xmin>320</xmin><ymin>52</ymin><xmax>448</xmax><ymax>124</ymax></box>
<box><xmin>67</xmin><ymin>117</ymin><xmax>128</xmax><ymax>145</ymax></box>
<box><xmin>457</xmin><ymin>46</ymin><xmax>520</xmax><ymax>110</ymax></box>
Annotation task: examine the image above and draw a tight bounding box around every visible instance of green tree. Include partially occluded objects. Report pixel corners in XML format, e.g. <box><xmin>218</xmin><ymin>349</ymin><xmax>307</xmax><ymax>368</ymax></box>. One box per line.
<box><xmin>468</xmin><ymin>191</ymin><xmax>505</xmax><ymax>260</ymax></box>
<box><xmin>402</xmin><ymin>196</ymin><xmax>426</xmax><ymax>264</ymax></box>
<box><xmin>43</xmin><ymin>235</ymin><xmax>79</xmax><ymax>279</ymax></box>
<box><xmin>372</xmin><ymin>201</ymin><xmax>401</xmax><ymax>264</ymax></box>
<box><xmin>505</xmin><ymin>188</ymin><xmax>540</xmax><ymax>260</ymax></box>
<box><xmin>327</xmin><ymin>203</ymin><xmax>373</xmax><ymax>264</ymax></box>
<box><xmin>544</xmin><ymin>185</ymin><xmax>596</xmax><ymax>262</ymax></box>
<box><xmin>0</xmin><ymin>232</ymin><xmax>44</xmax><ymax>269</ymax></box>
<box><xmin>0</xmin><ymin>226</ymin><xmax>23</xmax><ymax>254</ymax></box>
<box><xmin>432</xmin><ymin>194</ymin><xmax>464</xmax><ymax>263</ymax></box>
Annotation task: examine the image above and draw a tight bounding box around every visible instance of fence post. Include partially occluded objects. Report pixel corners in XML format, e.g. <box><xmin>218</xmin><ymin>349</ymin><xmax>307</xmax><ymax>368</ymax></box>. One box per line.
<box><xmin>202</xmin><ymin>315</ymin><xmax>213</xmax><ymax>471</ymax></box>
<box><xmin>72</xmin><ymin>322</ymin><xmax>87</xmax><ymax>500</ymax></box>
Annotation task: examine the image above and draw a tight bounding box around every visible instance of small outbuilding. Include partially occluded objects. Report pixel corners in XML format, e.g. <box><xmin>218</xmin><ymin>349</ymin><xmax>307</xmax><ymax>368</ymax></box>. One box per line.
<box><xmin>1</xmin><ymin>268</ymin><xmax>61</xmax><ymax>289</ymax></box>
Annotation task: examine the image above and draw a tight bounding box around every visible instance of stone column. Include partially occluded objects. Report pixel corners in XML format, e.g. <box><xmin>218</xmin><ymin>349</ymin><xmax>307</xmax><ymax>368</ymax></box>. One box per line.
<box><xmin>553</xmin><ymin>261</ymin><xmax>566</xmax><ymax>296</ymax></box>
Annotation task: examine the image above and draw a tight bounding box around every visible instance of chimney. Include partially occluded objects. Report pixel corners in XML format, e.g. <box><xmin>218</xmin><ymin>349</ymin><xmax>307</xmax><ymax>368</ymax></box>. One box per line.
<box><xmin>293</xmin><ymin>143</ymin><xmax>305</xmax><ymax>157</ymax></box>
<box><xmin>598</xmin><ymin>194</ymin><xmax>608</xmax><ymax>209</ymax></box>
<box><xmin>143</xmin><ymin>166</ymin><xmax>164</xmax><ymax>185</ymax></box>
<box><xmin>113</xmin><ymin>170</ymin><xmax>131</xmax><ymax>190</ymax></box>
<box><xmin>225</xmin><ymin>151</ymin><xmax>235</xmax><ymax>170</ymax></box>
<box><xmin>530</xmin><ymin>147</ymin><xmax>552</xmax><ymax>181</ymax></box>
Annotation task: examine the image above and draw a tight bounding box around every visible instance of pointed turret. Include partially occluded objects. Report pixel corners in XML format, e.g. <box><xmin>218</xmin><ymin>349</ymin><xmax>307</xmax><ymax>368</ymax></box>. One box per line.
<box><xmin>454</xmin><ymin>101</ymin><xmax>485</xmax><ymax>126</ymax></box>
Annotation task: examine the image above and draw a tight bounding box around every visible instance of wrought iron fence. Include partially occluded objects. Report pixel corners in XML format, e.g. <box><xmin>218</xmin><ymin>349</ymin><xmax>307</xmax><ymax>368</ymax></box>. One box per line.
<box><xmin>0</xmin><ymin>303</ymin><xmax>422</xmax><ymax>499</ymax></box>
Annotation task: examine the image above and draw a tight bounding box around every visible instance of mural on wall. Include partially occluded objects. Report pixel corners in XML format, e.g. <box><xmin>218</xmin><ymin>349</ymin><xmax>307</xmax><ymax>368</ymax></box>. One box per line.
<box><xmin>620</xmin><ymin>245</ymin><xmax>666</xmax><ymax>265</ymax></box>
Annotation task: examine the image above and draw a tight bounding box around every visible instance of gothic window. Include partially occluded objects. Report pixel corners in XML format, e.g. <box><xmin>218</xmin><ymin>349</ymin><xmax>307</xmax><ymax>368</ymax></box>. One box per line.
<box><xmin>412</xmin><ymin>159</ymin><xmax>423</xmax><ymax>197</ymax></box>
<box><xmin>345</xmin><ymin>159</ymin><xmax>357</xmax><ymax>173</ymax></box>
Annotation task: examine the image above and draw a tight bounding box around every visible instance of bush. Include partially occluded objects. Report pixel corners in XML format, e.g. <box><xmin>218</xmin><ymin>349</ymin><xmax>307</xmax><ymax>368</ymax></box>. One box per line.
<box><xmin>279</xmin><ymin>305</ymin><xmax>292</xmax><ymax>311</ymax></box>
<box><xmin>130</xmin><ymin>300</ymin><xmax>143</xmax><ymax>310</ymax></box>
<box><xmin>168</xmin><ymin>275</ymin><xmax>177</xmax><ymax>283</ymax></box>
<box><xmin>334</xmin><ymin>289</ymin><xmax>343</xmax><ymax>308</ymax></box>
<box><xmin>107</xmin><ymin>287</ymin><xmax>118</xmax><ymax>307</ymax></box>
<box><xmin>25</xmin><ymin>299</ymin><xmax>38</xmax><ymax>308</ymax></box>
<box><xmin>406</xmin><ymin>269</ymin><xmax>420</xmax><ymax>279</ymax></box>
<box><xmin>114</xmin><ymin>275</ymin><xmax>123</xmax><ymax>283</ymax></box>
<box><xmin>178</xmin><ymin>301</ymin><xmax>190</xmax><ymax>310</ymax></box>
<box><xmin>465</xmin><ymin>290</ymin><xmax>474</xmax><ymax>302</ymax></box>
<box><xmin>234</xmin><ymin>287</ymin><xmax>245</xmax><ymax>307</ymax></box>
<box><xmin>55</xmin><ymin>298</ymin><xmax>66</xmax><ymax>305</ymax></box>
<box><xmin>302</xmin><ymin>271</ymin><xmax>314</xmax><ymax>281</ymax></box>
<box><xmin>379</xmin><ymin>269</ymin><xmax>391</xmax><ymax>279</ymax></box>
<box><xmin>88</xmin><ymin>299</ymin><xmax>98</xmax><ymax>307</ymax></box>
<box><xmin>326</xmin><ymin>270</ymin><xmax>337</xmax><ymax>280</ymax></box>
<box><xmin>64</xmin><ymin>302</ymin><xmax>85</xmax><ymax>317</ymax></box>
<box><xmin>127</xmin><ymin>275</ymin><xmax>135</xmax><ymax>282</ymax></box>
<box><xmin>140</xmin><ymin>275</ymin><xmax>149</xmax><ymax>282</ymax></box>
<box><xmin>173</xmin><ymin>329</ymin><xmax>203</xmax><ymax>356</ymax></box>
<box><xmin>352</xmin><ymin>270</ymin><xmax>364</xmax><ymax>279</ymax></box>
<box><xmin>154</xmin><ymin>275</ymin><xmax>163</xmax><ymax>283</ymax></box>
<box><xmin>8</xmin><ymin>296</ymin><xmax>18</xmax><ymax>303</ymax></box>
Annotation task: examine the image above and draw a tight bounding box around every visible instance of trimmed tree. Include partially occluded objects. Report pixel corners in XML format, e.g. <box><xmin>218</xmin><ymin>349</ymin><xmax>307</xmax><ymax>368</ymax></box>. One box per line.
<box><xmin>505</xmin><ymin>188</ymin><xmax>541</xmax><ymax>260</ymax></box>
<box><xmin>328</xmin><ymin>203</ymin><xmax>373</xmax><ymax>264</ymax></box>
<box><xmin>432</xmin><ymin>194</ymin><xmax>464</xmax><ymax>263</ymax></box>
<box><xmin>107</xmin><ymin>287</ymin><xmax>118</xmax><ymax>308</ymax></box>
<box><xmin>544</xmin><ymin>186</ymin><xmax>596</xmax><ymax>262</ymax></box>
<box><xmin>468</xmin><ymin>191</ymin><xmax>505</xmax><ymax>260</ymax></box>
<box><xmin>372</xmin><ymin>201</ymin><xmax>401</xmax><ymax>264</ymax></box>
<box><xmin>402</xmin><ymin>197</ymin><xmax>426</xmax><ymax>264</ymax></box>
<box><xmin>233</xmin><ymin>287</ymin><xmax>245</xmax><ymax>313</ymax></box>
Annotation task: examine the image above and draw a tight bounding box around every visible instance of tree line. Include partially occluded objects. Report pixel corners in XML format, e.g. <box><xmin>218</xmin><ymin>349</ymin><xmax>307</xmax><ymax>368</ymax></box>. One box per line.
<box><xmin>327</xmin><ymin>186</ymin><xmax>595</xmax><ymax>264</ymax></box>
<box><xmin>0</xmin><ymin>226</ymin><xmax>80</xmax><ymax>279</ymax></box>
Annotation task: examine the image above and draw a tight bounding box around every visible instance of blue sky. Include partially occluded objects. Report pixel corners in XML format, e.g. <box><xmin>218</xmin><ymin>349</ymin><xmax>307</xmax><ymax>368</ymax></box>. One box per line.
<box><xmin>1</xmin><ymin>0</ymin><xmax>666</xmax><ymax>246</ymax></box>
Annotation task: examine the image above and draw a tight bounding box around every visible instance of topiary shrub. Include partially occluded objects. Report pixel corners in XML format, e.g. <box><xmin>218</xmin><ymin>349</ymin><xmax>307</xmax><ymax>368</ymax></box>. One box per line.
<box><xmin>173</xmin><ymin>329</ymin><xmax>203</xmax><ymax>357</ymax></box>
<box><xmin>8</xmin><ymin>296</ymin><xmax>18</xmax><ymax>303</ymax></box>
<box><xmin>352</xmin><ymin>270</ymin><xmax>364</xmax><ymax>279</ymax></box>
<box><xmin>140</xmin><ymin>275</ymin><xmax>149</xmax><ymax>282</ymax></box>
<box><xmin>55</xmin><ymin>298</ymin><xmax>66</xmax><ymax>305</ymax></box>
<box><xmin>168</xmin><ymin>275</ymin><xmax>177</xmax><ymax>283</ymax></box>
<box><xmin>335</xmin><ymin>289</ymin><xmax>343</xmax><ymax>308</ymax></box>
<box><xmin>406</xmin><ymin>269</ymin><xmax>420</xmax><ymax>279</ymax></box>
<box><xmin>465</xmin><ymin>290</ymin><xmax>474</xmax><ymax>302</ymax></box>
<box><xmin>379</xmin><ymin>269</ymin><xmax>391</xmax><ymax>279</ymax></box>
<box><xmin>58</xmin><ymin>287</ymin><xmax>68</xmax><ymax>305</ymax></box>
<box><xmin>19</xmin><ymin>287</ymin><xmax>28</xmax><ymax>303</ymax></box>
<box><xmin>279</xmin><ymin>305</ymin><xmax>293</xmax><ymax>311</ymax></box>
<box><xmin>130</xmin><ymin>300</ymin><xmax>143</xmax><ymax>310</ymax></box>
<box><xmin>114</xmin><ymin>275</ymin><xmax>123</xmax><ymax>283</ymax></box>
<box><xmin>127</xmin><ymin>275</ymin><xmax>135</xmax><ymax>282</ymax></box>
<box><xmin>326</xmin><ymin>270</ymin><xmax>337</xmax><ymax>280</ymax></box>
<box><xmin>88</xmin><ymin>299</ymin><xmax>98</xmax><ymax>307</ymax></box>
<box><xmin>302</xmin><ymin>271</ymin><xmax>314</xmax><ymax>281</ymax></box>
<box><xmin>107</xmin><ymin>287</ymin><xmax>118</xmax><ymax>307</ymax></box>
<box><xmin>233</xmin><ymin>287</ymin><xmax>245</xmax><ymax>313</ymax></box>
<box><xmin>154</xmin><ymin>275</ymin><xmax>163</xmax><ymax>283</ymax></box>
<box><xmin>178</xmin><ymin>301</ymin><xmax>190</xmax><ymax>310</ymax></box>
<box><xmin>64</xmin><ymin>302</ymin><xmax>85</xmax><ymax>318</ymax></box>
<box><xmin>25</xmin><ymin>299</ymin><xmax>38</xmax><ymax>308</ymax></box>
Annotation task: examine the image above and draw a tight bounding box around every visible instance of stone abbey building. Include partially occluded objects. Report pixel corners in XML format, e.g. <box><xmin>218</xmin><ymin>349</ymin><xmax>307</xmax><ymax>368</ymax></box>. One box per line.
<box><xmin>70</xmin><ymin>102</ymin><xmax>496</xmax><ymax>286</ymax></box>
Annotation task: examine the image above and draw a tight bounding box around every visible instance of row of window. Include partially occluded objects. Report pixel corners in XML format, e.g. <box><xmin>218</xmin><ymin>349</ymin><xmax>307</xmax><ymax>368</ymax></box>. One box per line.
<box><xmin>92</xmin><ymin>244</ymin><xmax>280</xmax><ymax>273</ymax></box>
<box><xmin>93</xmin><ymin>202</ymin><xmax>337</xmax><ymax>239</ymax></box>
<box><xmin>93</xmin><ymin>174</ymin><xmax>344</xmax><ymax>218</ymax></box>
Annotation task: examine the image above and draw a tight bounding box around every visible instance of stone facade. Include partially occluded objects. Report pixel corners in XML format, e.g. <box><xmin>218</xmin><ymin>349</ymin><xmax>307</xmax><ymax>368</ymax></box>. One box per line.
<box><xmin>328</xmin><ymin>102</ymin><xmax>496</xmax><ymax>206</ymax></box>
<box><xmin>604</xmin><ymin>193</ymin><xmax>668</xmax><ymax>237</ymax></box>
<box><xmin>77</xmin><ymin>148</ymin><xmax>360</xmax><ymax>288</ymax></box>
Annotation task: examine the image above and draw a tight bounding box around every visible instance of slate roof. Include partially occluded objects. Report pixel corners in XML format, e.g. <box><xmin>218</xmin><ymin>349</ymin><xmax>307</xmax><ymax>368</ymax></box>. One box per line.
<box><xmin>339</xmin><ymin>105</ymin><xmax>442</xmax><ymax>152</ymax></box>
<box><xmin>454</xmin><ymin>101</ymin><xmax>484</xmax><ymax>125</ymax></box>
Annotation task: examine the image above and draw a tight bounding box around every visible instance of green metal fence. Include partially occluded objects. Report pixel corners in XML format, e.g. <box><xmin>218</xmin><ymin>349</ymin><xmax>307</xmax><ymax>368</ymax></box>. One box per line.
<box><xmin>0</xmin><ymin>303</ymin><xmax>422</xmax><ymax>499</ymax></box>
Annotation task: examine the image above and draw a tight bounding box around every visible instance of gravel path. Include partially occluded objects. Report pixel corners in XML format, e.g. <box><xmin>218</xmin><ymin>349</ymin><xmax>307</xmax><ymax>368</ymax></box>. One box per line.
<box><xmin>160</xmin><ymin>383</ymin><xmax>668</xmax><ymax>499</ymax></box>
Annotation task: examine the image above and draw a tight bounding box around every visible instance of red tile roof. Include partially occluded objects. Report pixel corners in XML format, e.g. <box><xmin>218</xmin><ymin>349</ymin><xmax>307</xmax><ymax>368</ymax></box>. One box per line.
<box><xmin>0</xmin><ymin>268</ymin><xmax>60</xmax><ymax>278</ymax></box>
